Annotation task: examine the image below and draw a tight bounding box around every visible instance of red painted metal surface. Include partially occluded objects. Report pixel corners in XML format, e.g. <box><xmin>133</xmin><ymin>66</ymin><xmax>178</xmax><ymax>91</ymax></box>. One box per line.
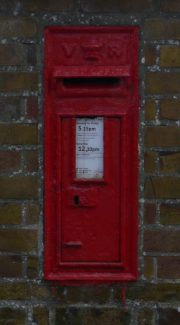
<box><xmin>44</xmin><ymin>26</ymin><xmax>139</xmax><ymax>285</ymax></box>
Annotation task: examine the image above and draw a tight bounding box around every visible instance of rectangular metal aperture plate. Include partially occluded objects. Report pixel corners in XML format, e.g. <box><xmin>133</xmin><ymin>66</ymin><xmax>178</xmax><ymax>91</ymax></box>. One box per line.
<box><xmin>76</xmin><ymin>117</ymin><xmax>104</xmax><ymax>179</ymax></box>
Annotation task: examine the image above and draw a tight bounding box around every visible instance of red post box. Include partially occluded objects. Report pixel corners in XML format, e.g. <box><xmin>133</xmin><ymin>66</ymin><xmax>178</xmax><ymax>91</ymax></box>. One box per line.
<box><xmin>44</xmin><ymin>26</ymin><xmax>139</xmax><ymax>284</ymax></box>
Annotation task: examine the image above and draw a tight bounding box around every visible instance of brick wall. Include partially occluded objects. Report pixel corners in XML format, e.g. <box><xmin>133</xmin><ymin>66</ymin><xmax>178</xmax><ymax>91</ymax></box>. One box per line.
<box><xmin>0</xmin><ymin>1</ymin><xmax>179</xmax><ymax>324</ymax></box>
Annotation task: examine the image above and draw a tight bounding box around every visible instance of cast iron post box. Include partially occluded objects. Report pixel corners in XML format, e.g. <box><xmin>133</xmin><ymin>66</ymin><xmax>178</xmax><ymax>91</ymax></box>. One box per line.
<box><xmin>44</xmin><ymin>26</ymin><xmax>139</xmax><ymax>284</ymax></box>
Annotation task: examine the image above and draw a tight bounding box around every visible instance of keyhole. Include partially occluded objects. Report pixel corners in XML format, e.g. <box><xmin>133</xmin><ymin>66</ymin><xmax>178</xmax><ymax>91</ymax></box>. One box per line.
<box><xmin>74</xmin><ymin>195</ymin><xmax>80</xmax><ymax>206</ymax></box>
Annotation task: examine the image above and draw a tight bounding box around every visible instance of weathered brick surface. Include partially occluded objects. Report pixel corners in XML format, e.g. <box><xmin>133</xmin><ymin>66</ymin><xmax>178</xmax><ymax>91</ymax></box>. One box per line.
<box><xmin>160</xmin><ymin>204</ymin><xmax>180</xmax><ymax>225</ymax></box>
<box><xmin>145</xmin><ymin>126</ymin><xmax>180</xmax><ymax>147</ymax></box>
<box><xmin>0</xmin><ymin>0</ymin><xmax>20</xmax><ymax>14</ymax></box>
<box><xmin>160</xmin><ymin>46</ymin><xmax>180</xmax><ymax>67</ymax></box>
<box><xmin>0</xmin><ymin>282</ymin><xmax>49</xmax><ymax>300</ymax></box>
<box><xmin>0</xmin><ymin>44</ymin><xmax>37</xmax><ymax>66</ymax></box>
<box><xmin>160</xmin><ymin>152</ymin><xmax>180</xmax><ymax>173</ymax></box>
<box><xmin>144</xmin><ymin>100</ymin><xmax>156</xmax><ymax>120</ymax></box>
<box><xmin>144</xmin><ymin>203</ymin><xmax>156</xmax><ymax>224</ymax></box>
<box><xmin>160</xmin><ymin>0</ymin><xmax>180</xmax><ymax>12</ymax></box>
<box><xmin>26</xmin><ymin>97</ymin><xmax>38</xmax><ymax>120</ymax></box>
<box><xmin>144</xmin><ymin>229</ymin><xmax>180</xmax><ymax>252</ymax></box>
<box><xmin>0</xmin><ymin>176</ymin><xmax>38</xmax><ymax>199</ymax></box>
<box><xmin>26</xmin><ymin>150</ymin><xmax>38</xmax><ymax>172</ymax></box>
<box><xmin>56</xmin><ymin>285</ymin><xmax>110</xmax><ymax>305</ymax></box>
<box><xmin>146</xmin><ymin>72</ymin><xmax>180</xmax><ymax>94</ymax></box>
<box><xmin>0</xmin><ymin>124</ymin><xmax>38</xmax><ymax>145</ymax></box>
<box><xmin>26</xmin><ymin>203</ymin><xmax>39</xmax><ymax>224</ymax></box>
<box><xmin>81</xmin><ymin>0</ymin><xmax>156</xmax><ymax>12</ymax></box>
<box><xmin>33</xmin><ymin>307</ymin><xmax>49</xmax><ymax>325</ymax></box>
<box><xmin>0</xmin><ymin>72</ymin><xmax>38</xmax><ymax>92</ymax></box>
<box><xmin>0</xmin><ymin>204</ymin><xmax>21</xmax><ymax>225</ymax></box>
<box><xmin>144</xmin><ymin>19</ymin><xmax>180</xmax><ymax>40</ymax></box>
<box><xmin>159</xmin><ymin>308</ymin><xmax>180</xmax><ymax>325</ymax></box>
<box><xmin>0</xmin><ymin>151</ymin><xmax>21</xmax><ymax>172</ymax></box>
<box><xmin>0</xmin><ymin>256</ymin><xmax>22</xmax><ymax>277</ymax></box>
<box><xmin>30</xmin><ymin>284</ymin><xmax>50</xmax><ymax>299</ymax></box>
<box><xmin>27</xmin><ymin>256</ymin><xmax>38</xmax><ymax>278</ymax></box>
<box><xmin>0</xmin><ymin>308</ymin><xmax>26</xmax><ymax>325</ymax></box>
<box><xmin>145</xmin><ymin>176</ymin><xmax>180</xmax><ymax>199</ymax></box>
<box><xmin>0</xmin><ymin>229</ymin><xmax>37</xmax><ymax>252</ymax></box>
<box><xmin>0</xmin><ymin>283</ymin><xmax>28</xmax><ymax>300</ymax></box>
<box><xmin>0</xmin><ymin>18</ymin><xmax>37</xmax><ymax>38</ymax></box>
<box><xmin>144</xmin><ymin>256</ymin><xmax>155</xmax><ymax>279</ymax></box>
<box><xmin>160</xmin><ymin>100</ymin><xmax>180</xmax><ymax>120</ymax></box>
<box><xmin>127</xmin><ymin>284</ymin><xmax>180</xmax><ymax>302</ymax></box>
<box><xmin>0</xmin><ymin>97</ymin><xmax>23</xmax><ymax>121</ymax></box>
<box><xmin>158</xmin><ymin>257</ymin><xmax>180</xmax><ymax>279</ymax></box>
<box><xmin>144</xmin><ymin>151</ymin><xmax>156</xmax><ymax>173</ymax></box>
<box><xmin>56</xmin><ymin>308</ymin><xmax>130</xmax><ymax>325</ymax></box>
<box><xmin>138</xmin><ymin>308</ymin><xmax>154</xmax><ymax>325</ymax></box>
<box><xmin>23</xmin><ymin>0</ymin><xmax>73</xmax><ymax>11</ymax></box>
<box><xmin>145</xmin><ymin>45</ymin><xmax>156</xmax><ymax>66</ymax></box>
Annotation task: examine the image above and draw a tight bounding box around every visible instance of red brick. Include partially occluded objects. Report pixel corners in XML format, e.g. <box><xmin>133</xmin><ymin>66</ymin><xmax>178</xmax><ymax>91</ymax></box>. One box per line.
<box><xmin>159</xmin><ymin>309</ymin><xmax>180</xmax><ymax>325</ymax></box>
<box><xmin>0</xmin><ymin>18</ymin><xmax>37</xmax><ymax>38</ymax></box>
<box><xmin>160</xmin><ymin>46</ymin><xmax>180</xmax><ymax>67</ymax></box>
<box><xmin>146</xmin><ymin>72</ymin><xmax>180</xmax><ymax>94</ymax></box>
<box><xmin>26</xmin><ymin>97</ymin><xmax>38</xmax><ymax>119</ymax></box>
<box><xmin>160</xmin><ymin>100</ymin><xmax>180</xmax><ymax>120</ymax></box>
<box><xmin>0</xmin><ymin>204</ymin><xmax>21</xmax><ymax>224</ymax></box>
<box><xmin>160</xmin><ymin>152</ymin><xmax>180</xmax><ymax>173</ymax></box>
<box><xmin>145</xmin><ymin>176</ymin><xmax>180</xmax><ymax>199</ymax></box>
<box><xmin>144</xmin><ymin>19</ymin><xmax>180</xmax><ymax>40</ymax></box>
<box><xmin>0</xmin><ymin>176</ymin><xmax>38</xmax><ymax>199</ymax></box>
<box><xmin>160</xmin><ymin>204</ymin><xmax>180</xmax><ymax>225</ymax></box>
<box><xmin>26</xmin><ymin>150</ymin><xmax>38</xmax><ymax>172</ymax></box>
<box><xmin>144</xmin><ymin>229</ymin><xmax>180</xmax><ymax>252</ymax></box>
<box><xmin>0</xmin><ymin>72</ymin><xmax>38</xmax><ymax>92</ymax></box>
<box><xmin>145</xmin><ymin>126</ymin><xmax>180</xmax><ymax>147</ymax></box>
<box><xmin>144</xmin><ymin>203</ymin><xmax>156</xmax><ymax>224</ymax></box>
<box><xmin>145</xmin><ymin>44</ymin><xmax>156</xmax><ymax>66</ymax></box>
<box><xmin>0</xmin><ymin>256</ymin><xmax>22</xmax><ymax>277</ymax></box>
<box><xmin>0</xmin><ymin>151</ymin><xmax>21</xmax><ymax>172</ymax></box>
<box><xmin>0</xmin><ymin>229</ymin><xmax>37</xmax><ymax>252</ymax></box>
<box><xmin>158</xmin><ymin>257</ymin><xmax>180</xmax><ymax>279</ymax></box>
<box><xmin>0</xmin><ymin>124</ymin><xmax>38</xmax><ymax>145</ymax></box>
<box><xmin>81</xmin><ymin>0</ymin><xmax>156</xmax><ymax>12</ymax></box>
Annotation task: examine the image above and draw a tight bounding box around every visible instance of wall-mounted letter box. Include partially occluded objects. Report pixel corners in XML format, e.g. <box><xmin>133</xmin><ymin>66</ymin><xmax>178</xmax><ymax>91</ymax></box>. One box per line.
<box><xmin>44</xmin><ymin>26</ymin><xmax>139</xmax><ymax>284</ymax></box>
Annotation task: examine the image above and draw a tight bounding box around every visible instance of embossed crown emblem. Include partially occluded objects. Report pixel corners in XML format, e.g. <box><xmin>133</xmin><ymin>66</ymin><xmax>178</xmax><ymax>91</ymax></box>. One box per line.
<box><xmin>81</xmin><ymin>42</ymin><xmax>103</xmax><ymax>61</ymax></box>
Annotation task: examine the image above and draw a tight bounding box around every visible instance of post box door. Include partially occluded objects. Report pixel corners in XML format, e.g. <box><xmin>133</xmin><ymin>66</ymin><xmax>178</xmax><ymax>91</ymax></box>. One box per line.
<box><xmin>60</xmin><ymin>117</ymin><xmax>121</xmax><ymax>264</ymax></box>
